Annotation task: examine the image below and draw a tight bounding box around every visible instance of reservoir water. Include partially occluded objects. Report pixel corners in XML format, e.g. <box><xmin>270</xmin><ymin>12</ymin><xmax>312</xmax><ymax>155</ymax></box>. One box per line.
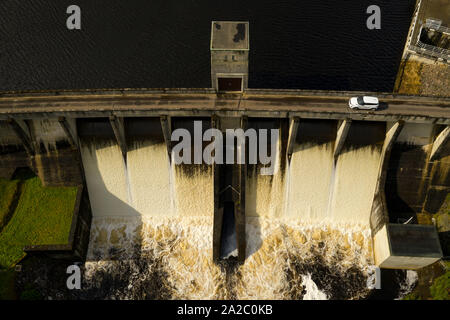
<box><xmin>0</xmin><ymin>0</ymin><xmax>415</xmax><ymax>92</ymax></box>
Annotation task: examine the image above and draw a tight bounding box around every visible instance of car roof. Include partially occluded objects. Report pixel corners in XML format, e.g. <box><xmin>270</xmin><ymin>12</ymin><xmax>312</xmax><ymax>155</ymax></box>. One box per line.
<box><xmin>362</xmin><ymin>96</ymin><xmax>379</xmax><ymax>104</ymax></box>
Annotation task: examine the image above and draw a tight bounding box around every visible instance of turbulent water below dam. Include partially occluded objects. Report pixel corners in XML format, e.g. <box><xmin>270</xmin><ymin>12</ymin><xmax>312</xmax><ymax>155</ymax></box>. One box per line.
<box><xmin>54</xmin><ymin>119</ymin><xmax>419</xmax><ymax>300</ymax></box>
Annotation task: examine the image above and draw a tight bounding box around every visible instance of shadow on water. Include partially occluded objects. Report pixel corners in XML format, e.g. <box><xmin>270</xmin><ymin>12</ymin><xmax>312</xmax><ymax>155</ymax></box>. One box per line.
<box><xmin>125</xmin><ymin>117</ymin><xmax>166</xmax><ymax>152</ymax></box>
<box><xmin>284</xmin><ymin>244</ymin><xmax>370</xmax><ymax>300</ymax></box>
<box><xmin>365</xmin><ymin>269</ymin><xmax>410</xmax><ymax>300</ymax></box>
<box><xmin>220</xmin><ymin>201</ymin><xmax>238</xmax><ymax>259</ymax></box>
<box><xmin>292</xmin><ymin>119</ymin><xmax>338</xmax><ymax>153</ymax></box>
<box><xmin>384</xmin><ymin>142</ymin><xmax>430</xmax><ymax>223</ymax></box>
<box><xmin>244</xmin><ymin>118</ymin><xmax>287</xmax><ymax>259</ymax></box>
<box><xmin>339</xmin><ymin>121</ymin><xmax>385</xmax><ymax>157</ymax></box>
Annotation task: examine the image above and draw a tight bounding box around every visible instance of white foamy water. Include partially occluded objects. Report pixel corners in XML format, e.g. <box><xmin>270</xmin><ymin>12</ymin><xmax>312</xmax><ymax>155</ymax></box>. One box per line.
<box><xmin>301</xmin><ymin>274</ymin><xmax>328</xmax><ymax>300</ymax></box>
<box><xmin>79</xmin><ymin>129</ymin><xmax>385</xmax><ymax>299</ymax></box>
<box><xmin>127</xmin><ymin>141</ymin><xmax>172</xmax><ymax>216</ymax></box>
<box><xmin>246</xmin><ymin>135</ymin><xmax>284</xmax><ymax>218</ymax></box>
<box><xmin>328</xmin><ymin>146</ymin><xmax>382</xmax><ymax>226</ymax></box>
<box><xmin>396</xmin><ymin>270</ymin><xmax>418</xmax><ymax>300</ymax></box>
<box><xmin>80</xmin><ymin>140</ymin><xmax>133</xmax><ymax>217</ymax></box>
<box><xmin>286</xmin><ymin>142</ymin><xmax>334</xmax><ymax>222</ymax></box>
<box><xmin>85</xmin><ymin>216</ymin><xmax>374</xmax><ymax>300</ymax></box>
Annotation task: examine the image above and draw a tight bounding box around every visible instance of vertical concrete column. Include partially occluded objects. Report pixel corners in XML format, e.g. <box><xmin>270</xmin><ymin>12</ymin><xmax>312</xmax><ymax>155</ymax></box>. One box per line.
<box><xmin>334</xmin><ymin>119</ymin><xmax>352</xmax><ymax>159</ymax></box>
<box><xmin>160</xmin><ymin>115</ymin><xmax>172</xmax><ymax>162</ymax></box>
<box><xmin>7</xmin><ymin>118</ymin><xmax>34</xmax><ymax>155</ymax></box>
<box><xmin>370</xmin><ymin>120</ymin><xmax>404</xmax><ymax>235</ymax></box>
<box><xmin>25</xmin><ymin>120</ymin><xmax>40</xmax><ymax>153</ymax></box>
<box><xmin>212</xmin><ymin>114</ymin><xmax>222</xmax><ymax>262</ymax></box>
<box><xmin>58</xmin><ymin>116</ymin><xmax>77</xmax><ymax>148</ymax></box>
<box><xmin>430</xmin><ymin>125</ymin><xmax>450</xmax><ymax>161</ymax></box>
<box><xmin>236</xmin><ymin>115</ymin><xmax>247</xmax><ymax>263</ymax></box>
<box><xmin>109</xmin><ymin>115</ymin><xmax>127</xmax><ymax>158</ymax></box>
<box><xmin>286</xmin><ymin>116</ymin><xmax>300</xmax><ymax>161</ymax></box>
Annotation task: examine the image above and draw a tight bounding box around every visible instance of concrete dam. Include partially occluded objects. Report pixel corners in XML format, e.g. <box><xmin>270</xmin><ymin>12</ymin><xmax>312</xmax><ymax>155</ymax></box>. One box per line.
<box><xmin>0</xmin><ymin>22</ymin><xmax>448</xmax><ymax>299</ymax></box>
<box><xmin>0</xmin><ymin>88</ymin><xmax>448</xmax><ymax>299</ymax></box>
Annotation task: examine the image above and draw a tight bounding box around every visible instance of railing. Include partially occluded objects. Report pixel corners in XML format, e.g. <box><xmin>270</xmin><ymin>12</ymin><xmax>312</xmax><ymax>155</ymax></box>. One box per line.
<box><xmin>403</xmin><ymin>0</ymin><xmax>422</xmax><ymax>57</ymax></box>
<box><xmin>409</xmin><ymin>45</ymin><xmax>450</xmax><ymax>61</ymax></box>
<box><xmin>424</xmin><ymin>19</ymin><xmax>450</xmax><ymax>34</ymax></box>
<box><xmin>409</xmin><ymin>38</ymin><xmax>450</xmax><ymax>61</ymax></box>
<box><xmin>408</xmin><ymin>21</ymin><xmax>450</xmax><ymax>62</ymax></box>
<box><xmin>417</xmin><ymin>39</ymin><xmax>450</xmax><ymax>55</ymax></box>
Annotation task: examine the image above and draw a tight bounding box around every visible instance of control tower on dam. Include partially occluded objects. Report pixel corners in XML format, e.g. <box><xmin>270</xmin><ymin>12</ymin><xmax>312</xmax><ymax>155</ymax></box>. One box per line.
<box><xmin>0</xmin><ymin>21</ymin><xmax>448</xmax><ymax>298</ymax></box>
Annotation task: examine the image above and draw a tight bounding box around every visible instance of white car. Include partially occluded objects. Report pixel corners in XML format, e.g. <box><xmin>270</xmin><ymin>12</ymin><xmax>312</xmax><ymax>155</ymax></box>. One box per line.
<box><xmin>348</xmin><ymin>96</ymin><xmax>379</xmax><ymax>110</ymax></box>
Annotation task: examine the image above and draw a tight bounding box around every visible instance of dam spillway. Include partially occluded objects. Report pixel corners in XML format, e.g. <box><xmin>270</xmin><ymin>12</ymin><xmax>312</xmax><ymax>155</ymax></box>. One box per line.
<box><xmin>80</xmin><ymin>115</ymin><xmax>376</xmax><ymax>299</ymax></box>
<box><xmin>1</xmin><ymin>91</ymin><xmax>447</xmax><ymax>299</ymax></box>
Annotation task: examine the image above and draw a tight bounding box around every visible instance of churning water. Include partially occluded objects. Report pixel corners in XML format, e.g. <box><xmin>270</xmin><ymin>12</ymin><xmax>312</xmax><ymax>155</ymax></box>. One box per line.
<box><xmin>73</xmin><ymin>119</ymin><xmax>402</xmax><ymax>300</ymax></box>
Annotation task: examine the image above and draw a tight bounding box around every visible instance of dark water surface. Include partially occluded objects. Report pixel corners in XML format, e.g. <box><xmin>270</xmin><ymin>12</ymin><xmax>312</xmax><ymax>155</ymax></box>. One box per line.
<box><xmin>0</xmin><ymin>0</ymin><xmax>415</xmax><ymax>92</ymax></box>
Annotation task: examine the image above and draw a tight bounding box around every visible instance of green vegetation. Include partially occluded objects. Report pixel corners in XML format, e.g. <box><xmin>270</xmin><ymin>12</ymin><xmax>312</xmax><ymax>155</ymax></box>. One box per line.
<box><xmin>0</xmin><ymin>170</ymin><xmax>78</xmax><ymax>269</ymax></box>
<box><xmin>403</xmin><ymin>262</ymin><xmax>450</xmax><ymax>300</ymax></box>
<box><xmin>19</xmin><ymin>284</ymin><xmax>42</xmax><ymax>300</ymax></box>
<box><xmin>430</xmin><ymin>270</ymin><xmax>450</xmax><ymax>300</ymax></box>
<box><xmin>403</xmin><ymin>291</ymin><xmax>420</xmax><ymax>300</ymax></box>
<box><xmin>0</xmin><ymin>178</ymin><xmax>20</xmax><ymax>230</ymax></box>
<box><xmin>0</xmin><ymin>269</ymin><xmax>16</xmax><ymax>300</ymax></box>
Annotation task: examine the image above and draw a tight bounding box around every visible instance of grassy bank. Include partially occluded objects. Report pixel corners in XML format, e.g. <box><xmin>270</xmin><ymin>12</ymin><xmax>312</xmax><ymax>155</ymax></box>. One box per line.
<box><xmin>0</xmin><ymin>269</ymin><xmax>16</xmax><ymax>300</ymax></box>
<box><xmin>0</xmin><ymin>171</ymin><xmax>78</xmax><ymax>269</ymax></box>
<box><xmin>0</xmin><ymin>178</ymin><xmax>20</xmax><ymax>231</ymax></box>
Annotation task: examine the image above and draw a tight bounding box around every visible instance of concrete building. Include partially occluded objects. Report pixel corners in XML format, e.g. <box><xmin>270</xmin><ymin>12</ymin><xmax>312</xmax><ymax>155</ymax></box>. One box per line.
<box><xmin>374</xmin><ymin>224</ymin><xmax>442</xmax><ymax>269</ymax></box>
<box><xmin>210</xmin><ymin>21</ymin><xmax>249</xmax><ymax>92</ymax></box>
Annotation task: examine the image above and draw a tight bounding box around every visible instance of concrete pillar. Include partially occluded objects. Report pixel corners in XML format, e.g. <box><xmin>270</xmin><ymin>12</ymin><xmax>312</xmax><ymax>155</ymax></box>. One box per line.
<box><xmin>236</xmin><ymin>116</ymin><xmax>247</xmax><ymax>263</ymax></box>
<box><xmin>25</xmin><ymin>120</ymin><xmax>40</xmax><ymax>153</ymax></box>
<box><xmin>286</xmin><ymin>117</ymin><xmax>300</xmax><ymax>161</ymax></box>
<box><xmin>333</xmin><ymin>119</ymin><xmax>352</xmax><ymax>159</ymax></box>
<box><xmin>430</xmin><ymin>125</ymin><xmax>450</xmax><ymax>161</ymax></box>
<box><xmin>109</xmin><ymin>116</ymin><xmax>127</xmax><ymax>158</ymax></box>
<box><xmin>370</xmin><ymin>120</ymin><xmax>404</xmax><ymax>235</ymax></box>
<box><xmin>160</xmin><ymin>115</ymin><xmax>172</xmax><ymax>161</ymax></box>
<box><xmin>58</xmin><ymin>116</ymin><xmax>77</xmax><ymax>148</ymax></box>
<box><xmin>212</xmin><ymin>115</ymin><xmax>246</xmax><ymax>263</ymax></box>
<box><xmin>212</xmin><ymin>114</ymin><xmax>222</xmax><ymax>262</ymax></box>
<box><xmin>7</xmin><ymin>118</ymin><xmax>34</xmax><ymax>155</ymax></box>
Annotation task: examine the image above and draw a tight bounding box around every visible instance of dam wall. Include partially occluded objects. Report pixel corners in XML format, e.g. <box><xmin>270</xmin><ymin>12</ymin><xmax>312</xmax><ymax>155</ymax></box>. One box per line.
<box><xmin>385</xmin><ymin>123</ymin><xmax>442</xmax><ymax>222</ymax></box>
<box><xmin>77</xmin><ymin>117</ymin><xmax>214</xmax><ymax>219</ymax></box>
<box><xmin>0</xmin><ymin>118</ymin><xmax>82</xmax><ymax>186</ymax></box>
<box><xmin>0</xmin><ymin>110</ymin><xmax>448</xmax><ymax>277</ymax></box>
<box><xmin>2</xmin><ymin>115</ymin><xmax>447</xmax><ymax>230</ymax></box>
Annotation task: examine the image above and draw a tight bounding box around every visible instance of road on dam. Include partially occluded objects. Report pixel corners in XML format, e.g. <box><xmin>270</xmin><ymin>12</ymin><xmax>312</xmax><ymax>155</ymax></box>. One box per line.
<box><xmin>0</xmin><ymin>90</ymin><xmax>448</xmax><ymax>124</ymax></box>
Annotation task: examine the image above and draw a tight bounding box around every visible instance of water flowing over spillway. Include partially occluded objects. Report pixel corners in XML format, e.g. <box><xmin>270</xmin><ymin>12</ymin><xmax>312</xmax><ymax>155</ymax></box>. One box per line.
<box><xmin>76</xmin><ymin>119</ymin><xmax>402</xmax><ymax>299</ymax></box>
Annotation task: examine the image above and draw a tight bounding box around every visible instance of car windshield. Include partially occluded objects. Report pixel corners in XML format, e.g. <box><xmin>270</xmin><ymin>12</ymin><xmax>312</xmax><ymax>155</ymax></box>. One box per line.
<box><xmin>357</xmin><ymin>96</ymin><xmax>365</xmax><ymax>105</ymax></box>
